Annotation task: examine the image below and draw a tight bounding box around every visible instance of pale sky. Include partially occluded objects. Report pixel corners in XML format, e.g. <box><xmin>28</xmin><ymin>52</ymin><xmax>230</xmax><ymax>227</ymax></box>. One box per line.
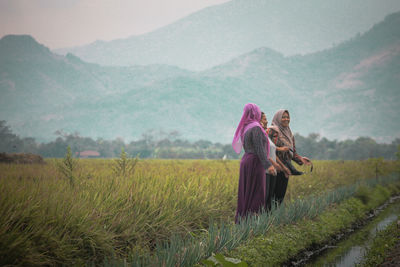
<box><xmin>0</xmin><ymin>0</ymin><xmax>230</xmax><ymax>49</ymax></box>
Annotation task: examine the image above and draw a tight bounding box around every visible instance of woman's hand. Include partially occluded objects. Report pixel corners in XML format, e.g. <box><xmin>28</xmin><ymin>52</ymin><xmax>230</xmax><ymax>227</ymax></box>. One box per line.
<box><xmin>274</xmin><ymin>163</ymin><xmax>282</xmax><ymax>172</ymax></box>
<box><xmin>267</xmin><ymin>165</ymin><xmax>277</xmax><ymax>176</ymax></box>
<box><xmin>270</xmin><ymin>159</ymin><xmax>282</xmax><ymax>172</ymax></box>
<box><xmin>283</xmin><ymin>166</ymin><xmax>291</xmax><ymax>178</ymax></box>
<box><xmin>277</xmin><ymin>146</ymin><xmax>290</xmax><ymax>152</ymax></box>
<box><xmin>301</xmin><ymin>157</ymin><xmax>312</xmax><ymax>165</ymax></box>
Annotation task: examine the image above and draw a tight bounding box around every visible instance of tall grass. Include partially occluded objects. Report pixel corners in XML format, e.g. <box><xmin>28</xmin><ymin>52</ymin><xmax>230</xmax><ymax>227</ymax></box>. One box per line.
<box><xmin>122</xmin><ymin>174</ymin><xmax>400</xmax><ymax>267</ymax></box>
<box><xmin>0</xmin><ymin>159</ymin><xmax>398</xmax><ymax>265</ymax></box>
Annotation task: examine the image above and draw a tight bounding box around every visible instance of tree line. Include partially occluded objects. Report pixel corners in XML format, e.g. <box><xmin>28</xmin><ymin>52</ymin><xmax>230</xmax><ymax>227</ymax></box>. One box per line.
<box><xmin>0</xmin><ymin>120</ymin><xmax>399</xmax><ymax>160</ymax></box>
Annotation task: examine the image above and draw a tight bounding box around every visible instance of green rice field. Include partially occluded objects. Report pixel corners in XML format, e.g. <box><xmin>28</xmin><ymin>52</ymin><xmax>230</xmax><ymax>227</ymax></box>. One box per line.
<box><xmin>0</xmin><ymin>158</ymin><xmax>399</xmax><ymax>265</ymax></box>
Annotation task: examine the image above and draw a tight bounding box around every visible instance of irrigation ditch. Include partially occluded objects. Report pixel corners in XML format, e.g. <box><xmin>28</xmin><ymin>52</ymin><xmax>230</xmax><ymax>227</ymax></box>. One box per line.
<box><xmin>225</xmin><ymin>175</ymin><xmax>400</xmax><ymax>267</ymax></box>
<box><xmin>287</xmin><ymin>195</ymin><xmax>400</xmax><ymax>266</ymax></box>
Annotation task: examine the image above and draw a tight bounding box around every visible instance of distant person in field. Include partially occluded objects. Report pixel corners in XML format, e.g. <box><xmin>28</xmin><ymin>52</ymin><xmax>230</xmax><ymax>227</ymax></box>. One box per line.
<box><xmin>232</xmin><ymin>103</ymin><xmax>276</xmax><ymax>223</ymax></box>
<box><xmin>271</xmin><ymin>109</ymin><xmax>312</xmax><ymax>204</ymax></box>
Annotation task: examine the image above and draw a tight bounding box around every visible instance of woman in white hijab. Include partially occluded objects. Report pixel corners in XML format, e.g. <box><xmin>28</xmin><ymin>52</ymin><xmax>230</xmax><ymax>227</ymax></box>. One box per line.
<box><xmin>271</xmin><ymin>109</ymin><xmax>312</xmax><ymax>204</ymax></box>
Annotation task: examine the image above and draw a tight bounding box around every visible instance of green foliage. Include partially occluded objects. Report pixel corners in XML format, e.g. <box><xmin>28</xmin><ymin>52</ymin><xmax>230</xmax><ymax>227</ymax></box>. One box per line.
<box><xmin>112</xmin><ymin>148</ymin><xmax>139</xmax><ymax>177</ymax></box>
<box><xmin>295</xmin><ymin>134</ymin><xmax>400</xmax><ymax>160</ymax></box>
<box><xmin>359</xmin><ymin>220</ymin><xmax>400</xmax><ymax>266</ymax></box>
<box><xmin>0</xmin><ymin>120</ymin><xmax>24</xmax><ymax>153</ymax></box>
<box><xmin>355</xmin><ymin>185</ymin><xmax>372</xmax><ymax>204</ymax></box>
<box><xmin>56</xmin><ymin>146</ymin><xmax>77</xmax><ymax>187</ymax></box>
<box><xmin>201</xmin><ymin>253</ymin><xmax>248</xmax><ymax>267</ymax></box>
<box><xmin>227</xmin><ymin>182</ymin><xmax>399</xmax><ymax>266</ymax></box>
<box><xmin>1</xmin><ymin>120</ymin><xmax>399</xmax><ymax>160</ymax></box>
<box><xmin>396</xmin><ymin>145</ymin><xmax>400</xmax><ymax>160</ymax></box>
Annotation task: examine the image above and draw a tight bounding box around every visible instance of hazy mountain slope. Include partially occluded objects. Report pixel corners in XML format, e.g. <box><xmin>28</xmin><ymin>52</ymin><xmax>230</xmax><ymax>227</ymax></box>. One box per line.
<box><xmin>0</xmin><ymin>35</ymin><xmax>193</xmax><ymax>141</ymax></box>
<box><xmin>55</xmin><ymin>0</ymin><xmax>400</xmax><ymax>70</ymax></box>
<box><xmin>1</xmin><ymin>12</ymin><xmax>399</xmax><ymax>143</ymax></box>
<box><xmin>298</xmin><ymin>12</ymin><xmax>400</xmax><ymax>140</ymax></box>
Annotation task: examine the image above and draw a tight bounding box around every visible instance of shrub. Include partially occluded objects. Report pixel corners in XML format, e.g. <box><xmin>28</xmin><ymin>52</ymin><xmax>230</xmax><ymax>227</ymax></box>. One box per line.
<box><xmin>56</xmin><ymin>146</ymin><xmax>77</xmax><ymax>187</ymax></box>
<box><xmin>112</xmin><ymin>148</ymin><xmax>139</xmax><ymax>177</ymax></box>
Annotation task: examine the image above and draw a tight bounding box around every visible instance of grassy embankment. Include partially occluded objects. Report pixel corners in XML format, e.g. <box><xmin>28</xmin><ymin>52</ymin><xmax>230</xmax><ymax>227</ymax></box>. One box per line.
<box><xmin>225</xmin><ymin>181</ymin><xmax>400</xmax><ymax>266</ymax></box>
<box><xmin>359</xmin><ymin>214</ymin><xmax>400</xmax><ymax>266</ymax></box>
<box><xmin>0</xmin><ymin>158</ymin><xmax>398</xmax><ymax>265</ymax></box>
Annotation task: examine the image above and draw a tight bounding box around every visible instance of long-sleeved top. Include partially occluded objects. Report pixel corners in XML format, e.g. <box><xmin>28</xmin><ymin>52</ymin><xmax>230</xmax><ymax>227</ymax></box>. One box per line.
<box><xmin>267</xmin><ymin>136</ymin><xmax>277</xmax><ymax>162</ymax></box>
<box><xmin>273</xmin><ymin>135</ymin><xmax>303</xmax><ymax>165</ymax></box>
<box><xmin>243</xmin><ymin>126</ymin><xmax>272</xmax><ymax>170</ymax></box>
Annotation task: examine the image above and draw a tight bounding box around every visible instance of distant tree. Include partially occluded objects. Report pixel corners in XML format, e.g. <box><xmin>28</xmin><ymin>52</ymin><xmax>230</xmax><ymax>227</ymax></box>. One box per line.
<box><xmin>21</xmin><ymin>137</ymin><xmax>38</xmax><ymax>153</ymax></box>
<box><xmin>168</xmin><ymin>130</ymin><xmax>181</xmax><ymax>141</ymax></box>
<box><xmin>0</xmin><ymin>122</ymin><xmax>398</xmax><ymax>159</ymax></box>
<box><xmin>38</xmin><ymin>137</ymin><xmax>67</xmax><ymax>157</ymax></box>
<box><xmin>194</xmin><ymin>140</ymin><xmax>213</xmax><ymax>149</ymax></box>
<box><xmin>0</xmin><ymin>120</ymin><xmax>21</xmax><ymax>153</ymax></box>
<box><xmin>222</xmin><ymin>144</ymin><xmax>240</xmax><ymax>159</ymax></box>
<box><xmin>156</xmin><ymin>138</ymin><xmax>172</xmax><ymax>148</ymax></box>
<box><xmin>111</xmin><ymin>138</ymin><xmax>126</xmax><ymax>157</ymax></box>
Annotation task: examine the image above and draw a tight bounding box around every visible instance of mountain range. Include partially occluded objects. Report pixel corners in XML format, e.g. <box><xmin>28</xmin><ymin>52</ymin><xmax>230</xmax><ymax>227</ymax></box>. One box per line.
<box><xmin>0</xmin><ymin>12</ymin><xmax>399</xmax><ymax>143</ymax></box>
<box><xmin>55</xmin><ymin>0</ymin><xmax>400</xmax><ymax>71</ymax></box>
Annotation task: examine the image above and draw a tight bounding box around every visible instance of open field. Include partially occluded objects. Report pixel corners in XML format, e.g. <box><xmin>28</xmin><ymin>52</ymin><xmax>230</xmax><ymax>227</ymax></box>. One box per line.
<box><xmin>0</xmin><ymin>158</ymin><xmax>399</xmax><ymax>265</ymax></box>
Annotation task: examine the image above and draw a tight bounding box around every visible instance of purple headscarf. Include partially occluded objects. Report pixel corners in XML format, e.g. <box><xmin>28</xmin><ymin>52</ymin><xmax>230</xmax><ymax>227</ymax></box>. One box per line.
<box><xmin>232</xmin><ymin>103</ymin><xmax>270</xmax><ymax>155</ymax></box>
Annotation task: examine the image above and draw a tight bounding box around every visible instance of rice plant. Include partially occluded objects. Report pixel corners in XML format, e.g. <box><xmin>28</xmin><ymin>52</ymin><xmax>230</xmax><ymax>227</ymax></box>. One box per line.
<box><xmin>112</xmin><ymin>148</ymin><xmax>139</xmax><ymax>177</ymax></box>
<box><xmin>56</xmin><ymin>146</ymin><xmax>77</xmax><ymax>187</ymax></box>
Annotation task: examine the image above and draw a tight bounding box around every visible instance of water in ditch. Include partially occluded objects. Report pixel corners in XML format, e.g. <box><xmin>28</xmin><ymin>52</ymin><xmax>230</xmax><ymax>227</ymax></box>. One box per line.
<box><xmin>305</xmin><ymin>196</ymin><xmax>400</xmax><ymax>267</ymax></box>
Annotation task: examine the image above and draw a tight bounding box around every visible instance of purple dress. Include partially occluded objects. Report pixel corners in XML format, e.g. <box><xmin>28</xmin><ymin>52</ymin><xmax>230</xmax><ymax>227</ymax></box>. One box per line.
<box><xmin>235</xmin><ymin>126</ymin><xmax>271</xmax><ymax>223</ymax></box>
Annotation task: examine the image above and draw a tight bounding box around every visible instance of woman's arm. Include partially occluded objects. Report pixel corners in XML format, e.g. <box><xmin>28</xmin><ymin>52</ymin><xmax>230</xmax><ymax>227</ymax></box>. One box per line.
<box><xmin>276</xmin><ymin>157</ymin><xmax>291</xmax><ymax>178</ymax></box>
<box><xmin>251</xmin><ymin>127</ymin><xmax>273</xmax><ymax>170</ymax></box>
<box><xmin>269</xmin><ymin>158</ymin><xmax>282</xmax><ymax>172</ymax></box>
<box><xmin>276</xmin><ymin>146</ymin><xmax>290</xmax><ymax>152</ymax></box>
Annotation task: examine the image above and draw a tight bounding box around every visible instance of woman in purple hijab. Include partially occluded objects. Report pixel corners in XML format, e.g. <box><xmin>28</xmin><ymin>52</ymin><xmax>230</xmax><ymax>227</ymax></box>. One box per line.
<box><xmin>232</xmin><ymin>103</ymin><xmax>276</xmax><ymax>223</ymax></box>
